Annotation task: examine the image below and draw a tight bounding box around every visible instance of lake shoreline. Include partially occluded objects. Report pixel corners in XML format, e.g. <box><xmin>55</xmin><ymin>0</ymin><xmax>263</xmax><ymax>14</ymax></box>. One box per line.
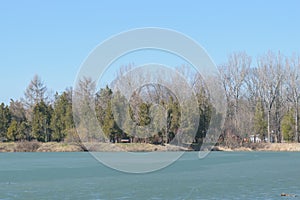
<box><xmin>214</xmin><ymin>143</ymin><xmax>300</xmax><ymax>152</ymax></box>
<box><xmin>0</xmin><ymin>141</ymin><xmax>190</xmax><ymax>152</ymax></box>
<box><xmin>1</xmin><ymin>141</ymin><xmax>300</xmax><ymax>152</ymax></box>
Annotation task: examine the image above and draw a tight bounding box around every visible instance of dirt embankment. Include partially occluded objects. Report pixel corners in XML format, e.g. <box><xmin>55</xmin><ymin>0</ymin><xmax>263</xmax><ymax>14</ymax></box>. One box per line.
<box><xmin>0</xmin><ymin>141</ymin><xmax>188</xmax><ymax>152</ymax></box>
<box><xmin>1</xmin><ymin>141</ymin><xmax>300</xmax><ymax>152</ymax></box>
<box><xmin>215</xmin><ymin>143</ymin><xmax>300</xmax><ymax>152</ymax></box>
<box><xmin>0</xmin><ymin>141</ymin><xmax>82</xmax><ymax>152</ymax></box>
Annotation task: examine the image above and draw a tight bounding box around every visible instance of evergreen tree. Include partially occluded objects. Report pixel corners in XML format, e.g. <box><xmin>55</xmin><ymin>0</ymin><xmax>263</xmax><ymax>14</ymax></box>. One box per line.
<box><xmin>123</xmin><ymin>104</ymin><xmax>137</xmax><ymax>141</ymax></box>
<box><xmin>281</xmin><ymin>110</ymin><xmax>295</xmax><ymax>142</ymax></box>
<box><xmin>180</xmin><ymin>99</ymin><xmax>199</xmax><ymax>144</ymax></box>
<box><xmin>195</xmin><ymin>92</ymin><xmax>212</xmax><ymax>144</ymax></box>
<box><xmin>102</xmin><ymin>100</ymin><xmax>117</xmax><ymax>142</ymax></box>
<box><xmin>31</xmin><ymin>100</ymin><xmax>53</xmax><ymax>142</ymax></box>
<box><xmin>74</xmin><ymin>77</ymin><xmax>99</xmax><ymax>142</ymax></box>
<box><xmin>8</xmin><ymin>100</ymin><xmax>29</xmax><ymax>141</ymax></box>
<box><xmin>0</xmin><ymin>103</ymin><xmax>11</xmax><ymax>141</ymax></box>
<box><xmin>51</xmin><ymin>91</ymin><xmax>74</xmax><ymax>142</ymax></box>
<box><xmin>95</xmin><ymin>85</ymin><xmax>113</xmax><ymax>126</ymax></box>
<box><xmin>96</xmin><ymin>86</ymin><xmax>115</xmax><ymax>141</ymax></box>
<box><xmin>111</xmin><ymin>91</ymin><xmax>128</xmax><ymax>140</ymax></box>
<box><xmin>137</xmin><ymin>102</ymin><xmax>151</xmax><ymax>126</ymax></box>
<box><xmin>7</xmin><ymin>120</ymin><xmax>18</xmax><ymax>141</ymax></box>
<box><xmin>167</xmin><ymin>97</ymin><xmax>181</xmax><ymax>142</ymax></box>
<box><xmin>20</xmin><ymin>121</ymin><xmax>30</xmax><ymax>141</ymax></box>
<box><xmin>254</xmin><ymin>100</ymin><xmax>267</xmax><ymax>140</ymax></box>
<box><xmin>7</xmin><ymin>120</ymin><xmax>27</xmax><ymax>141</ymax></box>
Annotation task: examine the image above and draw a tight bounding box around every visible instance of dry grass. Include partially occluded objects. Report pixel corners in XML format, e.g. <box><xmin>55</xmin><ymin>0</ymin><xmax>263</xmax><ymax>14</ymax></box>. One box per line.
<box><xmin>1</xmin><ymin>142</ymin><xmax>300</xmax><ymax>152</ymax></box>
<box><xmin>0</xmin><ymin>141</ymin><xmax>81</xmax><ymax>152</ymax></box>
<box><xmin>0</xmin><ymin>142</ymin><xmax>188</xmax><ymax>152</ymax></box>
<box><xmin>36</xmin><ymin>142</ymin><xmax>83</xmax><ymax>152</ymax></box>
<box><xmin>83</xmin><ymin>143</ymin><xmax>188</xmax><ymax>152</ymax></box>
<box><xmin>216</xmin><ymin>143</ymin><xmax>300</xmax><ymax>152</ymax></box>
<box><xmin>262</xmin><ymin>143</ymin><xmax>300</xmax><ymax>151</ymax></box>
<box><xmin>0</xmin><ymin>142</ymin><xmax>16</xmax><ymax>152</ymax></box>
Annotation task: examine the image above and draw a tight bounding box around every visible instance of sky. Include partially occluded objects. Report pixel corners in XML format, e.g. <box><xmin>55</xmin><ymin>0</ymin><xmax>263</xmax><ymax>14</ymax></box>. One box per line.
<box><xmin>0</xmin><ymin>0</ymin><xmax>300</xmax><ymax>104</ymax></box>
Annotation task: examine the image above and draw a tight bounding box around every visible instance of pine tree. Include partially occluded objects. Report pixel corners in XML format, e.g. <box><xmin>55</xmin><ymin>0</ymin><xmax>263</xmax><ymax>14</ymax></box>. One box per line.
<box><xmin>281</xmin><ymin>110</ymin><xmax>295</xmax><ymax>142</ymax></box>
<box><xmin>167</xmin><ymin>97</ymin><xmax>181</xmax><ymax>143</ymax></box>
<box><xmin>254</xmin><ymin>100</ymin><xmax>267</xmax><ymax>140</ymax></box>
<box><xmin>137</xmin><ymin>102</ymin><xmax>151</xmax><ymax>126</ymax></box>
<box><xmin>8</xmin><ymin>100</ymin><xmax>30</xmax><ymax>141</ymax></box>
<box><xmin>96</xmin><ymin>86</ymin><xmax>116</xmax><ymax>141</ymax></box>
<box><xmin>103</xmin><ymin>101</ymin><xmax>117</xmax><ymax>141</ymax></box>
<box><xmin>74</xmin><ymin>77</ymin><xmax>99</xmax><ymax>142</ymax></box>
<box><xmin>31</xmin><ymin>100</ymin><xmax>53</xmax><ymax>142</ymax></box>
<box><xmin>95</xmin><ymin>85</ymin><xmax>113</xmax><ymax>126</ymax></box>
<box><xmin>51</xmin><ymin>91</ymin><xmax>74</xmax><ymax>142</ymax></box>
<box><xmin>123</xmin><ymin>105</ymin><xmax>137</xmax><ymax>142</ymax></box>
<box><xmin>195</xmin><ymin>92</ymin><xmax>212</xmax><ymax>144</ymax></box>
<box><xmin>7</xmin><ymin>120</ymin><xmax>27</xmax><ymax>141</ymax></box>
<box><xmin>0</xmin><ymin>103</ymin><xmax>11</xmax><ymax>141</ymax></box>
<box><xmin>111</xmin><ymin>91</ymin><xmax>128</xmax><ymax>140</ymax></box>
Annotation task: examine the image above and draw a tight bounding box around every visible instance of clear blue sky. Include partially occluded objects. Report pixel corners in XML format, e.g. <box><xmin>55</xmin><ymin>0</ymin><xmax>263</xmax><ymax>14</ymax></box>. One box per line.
<box><xmin>1</xmin><ymin>0</ymin><xmax>300</xmax><ymax>104</ymax></box>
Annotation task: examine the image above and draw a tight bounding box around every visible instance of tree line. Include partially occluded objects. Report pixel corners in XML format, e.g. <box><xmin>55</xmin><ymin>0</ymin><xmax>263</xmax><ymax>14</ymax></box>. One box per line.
<box><xmin>0</xmin><ymin>75</ymin><xmax>76</xmax><ymax>142</ymax></box>
<box><xmin>219</xmin><ymin>51</ymin><xmax>300</xmax><ymax>145</ymax></box>
<box><xmin>0</xmin><ymin>71</ymin><xmax>212</xmax><ymax>145</ymax></box>
<box><xmin>0</xmin><ymin>51</ymin><xmax>299</xmax><ymax>146</ymax></box>
<box><xmin>72</xmin><ymin>66</ymin><xmax>213</xmax><ymax>146</ymax></box>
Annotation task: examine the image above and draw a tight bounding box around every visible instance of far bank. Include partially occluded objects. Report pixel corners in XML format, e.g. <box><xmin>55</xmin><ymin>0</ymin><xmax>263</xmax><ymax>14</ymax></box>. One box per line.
<box><xmin>0</xmin><ymin>141</ymin><xmax>189</xmax><ymax>152</ymax></box>
<box><xmin>1</xmin><ymin>141</ymin><xmax>300</xmax><ymax>152</ymax></box>
<box><xmin>214</xmin><ymin>143</ymin><xmax>300</xmax><ymax>152</ymax></box>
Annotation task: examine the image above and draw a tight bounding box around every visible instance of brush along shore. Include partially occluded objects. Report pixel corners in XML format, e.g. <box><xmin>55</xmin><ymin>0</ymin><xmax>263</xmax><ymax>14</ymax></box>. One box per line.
<box><xmin>0</xmin><ymin>141</ymin><xmax>189</xmax><ymax>152</ymax></box>
<box><xmin>1</xmin><ymin>141</ymin><xmax>300</xmax><ymax>152</ymax></box>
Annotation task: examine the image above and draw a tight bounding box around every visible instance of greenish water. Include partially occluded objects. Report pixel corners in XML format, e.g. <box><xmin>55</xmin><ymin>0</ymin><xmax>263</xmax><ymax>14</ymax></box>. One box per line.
<box><xmin>0</xmin><ymin>152</ymin><xmax>300</xmax><ymax>200</ymax></box>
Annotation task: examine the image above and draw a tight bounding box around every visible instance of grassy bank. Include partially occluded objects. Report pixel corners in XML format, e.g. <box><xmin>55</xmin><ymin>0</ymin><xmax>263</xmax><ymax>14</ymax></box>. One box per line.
<box><xmin>215</xmin><ymin>143</ymin><xmax>300</xmax><ymax>152</ymax></box>
<box><xmin>0</xmin><ymin>141</ymin><xmax>189</xmax><ymax>152</ymax></box>
<box><xmin>0</xmin><ymin>141</ymin><xmax>82</xmax><ymax>152</ymax></box>
<box><xmin>1</xmin><ymin>141</ymin><xmax>300</xmax><ymax>152</ymax></box>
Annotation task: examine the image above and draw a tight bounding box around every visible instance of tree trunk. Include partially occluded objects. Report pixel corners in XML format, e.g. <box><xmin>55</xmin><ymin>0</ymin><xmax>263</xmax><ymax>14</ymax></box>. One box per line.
<box><xmin>295</xmin><ymin>102</ymin><xmax>299</xmax><ymax>142</ymax></box>
<box><xmin>267</xmin><ymin>110</ymin><xmax>271</xmax><ymax>143</ymax></box>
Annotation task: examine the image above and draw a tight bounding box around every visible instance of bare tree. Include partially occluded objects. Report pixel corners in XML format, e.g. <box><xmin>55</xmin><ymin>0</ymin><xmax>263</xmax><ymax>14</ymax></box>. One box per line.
<box><xmin>23</xmin><ymin>75</ymin><xmax>47</xmax><ymax>108</ymax></box>
<box><xmin>255</xmin><ymin>51</ymin><xmax>285</xmax><ymax>142</ymax></box>
<box><xmin>9</xmin><ymin>100</ymin><xmax>26</xmax><ymax>122</ymax></box>
<box><xmin>218</xmin><ymin>52</ymin><xmax>251</xmax><ymax>139</ymax></box>
<box><xmin>22</xmin><ymin>75</ymin><xmax>47</xmax><ymax>122</ymax></box>
<box><xmin>285</xmin><ymin>55</ymin><xmax>300</xmax><ymax>142</ymax></box>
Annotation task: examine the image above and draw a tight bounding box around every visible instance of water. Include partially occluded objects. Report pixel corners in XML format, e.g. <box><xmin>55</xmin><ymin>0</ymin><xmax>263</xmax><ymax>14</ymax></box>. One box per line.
<box><xmin>0</xmin><ymin>152</ymin><xmax>300</xmax><ymax>200</ymax></box>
